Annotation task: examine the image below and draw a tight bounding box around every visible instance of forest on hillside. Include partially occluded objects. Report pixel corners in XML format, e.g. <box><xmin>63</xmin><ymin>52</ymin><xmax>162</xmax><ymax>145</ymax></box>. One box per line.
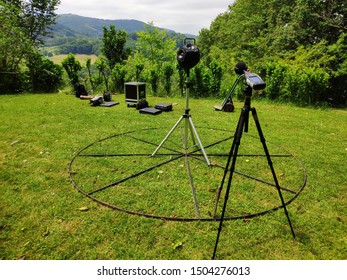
<box><xmin>42</xmin><ymin>14</ymin><xmax>187</xmax><ymax>57</ymax></box>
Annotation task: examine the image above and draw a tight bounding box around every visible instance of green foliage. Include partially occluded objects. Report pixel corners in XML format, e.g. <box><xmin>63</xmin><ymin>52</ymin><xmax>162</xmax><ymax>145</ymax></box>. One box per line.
<box><xmin>192</xmin><ymin>65</ymin><xmax>210</xmax><ymax>97</ymax></box>
<box><xmin>136</xmin><ymin>23</ymin><xmax>176</xmax><ymax>66</ymax></box>
<box><xmin>209</xmin><ymin>59</ymin><xmax>224</xmax><ymax>95</ymax></box>
<box><xmin>0</xmin><ymin>2</ymin><xmax>32</xmax><ymax>71</ymax></box>
<box><xmin>111</xmin><ymin>64</ymin><xmax>126</xmax><ymax>93</ymax></box>
<box><xmin>0</xmin><ymin>0</ymin><xmax>60</xmax><ymax>93</ymax></box>
<box><xmin>118</xmin><ymin>23</ymin><xmax>178</xmax><ymax>95</ymax></box>
<box><xmin>162</xmin><ymin>62</ymin><xmax>175</xmax><ymax>95</ymax></box>
<box><xmin>0</xmin><ymin>1</ymin><xmax>31</xmax><ymax>93</ymax></box>
<box><xmin>101</xmin><ymin>24</ymin><xmax>129</xmax><ymax>69</ymax></box>
<box><xmin>200</xmin><ymin>0</ymin><xmax>346</xmax><ymax>106</ymax></box>
<box><xmin>189</xmin><ymin>59</ymin><xmax>224</xmax><ymax>98</ymax></box>
<box><xmin>27</xmin><ymin>54</ymin><xmax>63</xmax><ymax>93</ymax></box>
<box><xmin>265</xmin><ymin>61</ymin><xmax>330</xmax><ymax>106</ymax></box>
<box><xmin>149</xmin><ymin>67</ymin><xmax>160</xmax><ymax>95</ymax></box>
<box><xmin>177</xmin><ymin>66</ymin><xmax>185</xmax><ymax>96</ymax></box>
<box><xmin>94</xmin><ymin>56</ymin><xmax>109</xmax><ymax>91</ymax></box>
<box><xmin>61</xmin><ymin>53</ymin><xmax>82</xmax><ymax>86</ymax></box>
<box><xmin>85</xmin><ymin>58</ymin><xmax>95</xmax><ymax>90</ymax></box>
<box><xmin>43</xmin><ymin>38</ymin><xmax>101</xmax><ymax>56</ymax></box>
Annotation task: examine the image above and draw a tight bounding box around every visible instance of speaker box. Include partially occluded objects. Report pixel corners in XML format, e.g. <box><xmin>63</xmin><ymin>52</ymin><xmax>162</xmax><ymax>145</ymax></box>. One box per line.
<box><xmin>125</xmin><ymin>82</ymin><xmax>146</xmax><ymax>105</ymax></box>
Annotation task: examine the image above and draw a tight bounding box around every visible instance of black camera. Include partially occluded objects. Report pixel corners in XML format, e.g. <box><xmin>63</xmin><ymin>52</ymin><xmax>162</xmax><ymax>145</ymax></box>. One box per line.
<box><xmin>234</xmin><ymin>62</ymin><xmax>266</xmax><ymax>90</ymax></box>
<box><xmin>177</xmin><ymin>38</ymin><xmax>200</xmax><ymax>71</ymax></box>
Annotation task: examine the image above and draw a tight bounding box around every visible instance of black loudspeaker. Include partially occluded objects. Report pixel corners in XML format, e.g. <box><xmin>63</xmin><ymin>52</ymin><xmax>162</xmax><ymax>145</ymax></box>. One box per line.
<box><xmin>177</xmin><ymin>39</ymin><xmax>200</xmax><ymax>70</ymax></box>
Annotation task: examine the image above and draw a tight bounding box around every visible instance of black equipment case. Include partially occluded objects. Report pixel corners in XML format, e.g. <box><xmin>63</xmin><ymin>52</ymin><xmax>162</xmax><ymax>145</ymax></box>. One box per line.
<box><xmin>155</xmin><ymin>103</ymin><xmax>172</xmax><ymax>112</ymax></box>
<box><xmin>139</xmin><ymin>107</ymin><xmax>162</xmax><ymax>115</ymax></box>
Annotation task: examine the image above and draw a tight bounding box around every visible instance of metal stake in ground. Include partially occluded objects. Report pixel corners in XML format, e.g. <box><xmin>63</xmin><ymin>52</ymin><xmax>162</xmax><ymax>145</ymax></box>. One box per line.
<box><xmin>212</xmin><ymin>79</ymin><xmax>296</xmax><ymax>260</ymax></box>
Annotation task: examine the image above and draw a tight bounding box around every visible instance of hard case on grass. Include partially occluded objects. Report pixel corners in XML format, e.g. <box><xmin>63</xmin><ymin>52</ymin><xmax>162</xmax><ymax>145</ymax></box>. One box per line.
<box><xmin>139</xmin><ymin>107</ymin><xmax>162</xmax><ymax>115</ymax></box>
<box><xmin>124</xmin><ymin>82</ymin><xmax>146</xmax><ymax>105</ymax></box>
<box><xmin>155</xmin><ymin>103</ymin><xmax>172</xmax><ymax>112</ymax></box>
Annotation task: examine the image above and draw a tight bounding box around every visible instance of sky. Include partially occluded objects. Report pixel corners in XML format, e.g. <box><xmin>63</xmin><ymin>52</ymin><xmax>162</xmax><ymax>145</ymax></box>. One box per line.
<box><xmin>57</xmin><ymin>0</ymin><xmax>234</xmax><ymax>35</ymax></box>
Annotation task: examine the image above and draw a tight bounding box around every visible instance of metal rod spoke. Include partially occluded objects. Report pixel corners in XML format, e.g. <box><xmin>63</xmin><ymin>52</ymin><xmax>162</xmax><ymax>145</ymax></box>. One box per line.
<box><xmin>87</xmin><ymin>154</ymin><xmax>184</xmax><ymax>195</ymax></box>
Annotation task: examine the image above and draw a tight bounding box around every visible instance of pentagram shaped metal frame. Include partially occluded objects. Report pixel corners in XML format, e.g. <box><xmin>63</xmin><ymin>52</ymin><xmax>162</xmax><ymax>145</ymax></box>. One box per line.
<box><xmin>68</xmin><ymin>127</ymin><xmax>307</xmax><ymax>221</ymax></box>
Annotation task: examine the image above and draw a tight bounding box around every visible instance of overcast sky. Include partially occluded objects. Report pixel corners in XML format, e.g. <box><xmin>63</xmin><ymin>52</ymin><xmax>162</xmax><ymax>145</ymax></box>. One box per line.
<box><xmin>57</xmin><ymin>0</ymin><xmax>234</xmax><ymax>35</ymax></box>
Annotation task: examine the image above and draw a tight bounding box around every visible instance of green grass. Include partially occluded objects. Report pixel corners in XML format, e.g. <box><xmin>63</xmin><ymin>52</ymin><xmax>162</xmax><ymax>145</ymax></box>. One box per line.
<box><xmin>0</xmin><ymin>92</ymin><xmax>346</xmax><ymax>260</ymax></box>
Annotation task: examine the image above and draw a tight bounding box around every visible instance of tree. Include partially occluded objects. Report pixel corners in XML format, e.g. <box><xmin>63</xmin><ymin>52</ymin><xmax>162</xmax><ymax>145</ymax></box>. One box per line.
<box><xmin>61</xmin><ymin>53</ymin><xmax>82</xmax><ymax>86</ymax></box>
<box><xmin>94</xmin><ymin>56</ymin><xmax>109</xmax><ymax>91</ymax></box>
<box><xmin>101</xmin><ymin>24</ymin><xmax>128</xmax><ymax>69</ymax></box>
<box><xmin>199</xmin><ymin>0</ymin><xmax>346</xmax><ymax>105</ymax></box>
<box><xmin>136</xmin><ymin>22</ymin><xmax>176</xmax><ymax>66</ymax></box>
<box><xmin>0</xmin><ymin>1</ymin><xmax>31</xmax><ymax>92</ymax></box>
<box><xmin>0</xmin><ymin>0</ymin><xmax>61</xmax><ymax>93</ymax></box>
<box><xmin>19</xmin><ymin>0</ymin><xmax>61</xmax><ymax>47</ymax></box>
<box><xmin>162</xmin><ymin>62</ymin><xmax>174</xmax><ymax>95</ymax></box>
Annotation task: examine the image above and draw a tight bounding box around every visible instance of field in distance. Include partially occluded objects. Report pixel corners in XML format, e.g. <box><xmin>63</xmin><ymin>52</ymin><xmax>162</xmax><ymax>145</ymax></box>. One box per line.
<box><xmin>48</xmin><ymin>54</ymin><xmax>98</xmax><ymax>64</ymax></box>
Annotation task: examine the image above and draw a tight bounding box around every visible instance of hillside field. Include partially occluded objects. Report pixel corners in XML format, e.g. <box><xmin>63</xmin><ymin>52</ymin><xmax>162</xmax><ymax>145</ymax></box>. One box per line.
<box><xmin>48</xmin><ymin>54</ymin><xmax>98</xmax><ymax>65</ymax></box>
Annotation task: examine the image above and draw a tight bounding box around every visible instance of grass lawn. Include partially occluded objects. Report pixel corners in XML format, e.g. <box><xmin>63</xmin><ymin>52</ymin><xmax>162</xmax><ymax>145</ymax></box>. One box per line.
<box><xmin>0</xmin><ymin>91</ymin><xmax>346</xmax><ymax>260</ymax></box>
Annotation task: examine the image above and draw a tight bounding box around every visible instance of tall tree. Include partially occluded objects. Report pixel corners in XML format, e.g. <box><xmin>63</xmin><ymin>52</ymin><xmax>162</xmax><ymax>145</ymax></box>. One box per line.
<box><xmin>101</xmin><ymin>24</ymin><xmax>128</xmax><ymax>69</ymax></box>
<box><xmin>136</xmin><ymin>22</ymin><xmax>176</xmax><ymax>66</ymax></box>
<box><xmin>2</xmin><ymin>0</ymin><xmax>60</xmax><ymax>46</ymax></box>
<box><xmin>0</xmin><ymin>1</ymin><xmax>32</xmax><ymax>73</ymax></box>
<box><xmin>0</xmin><ymin>0</ymin><xmax>61</xmax><ymax>92</ymax></box>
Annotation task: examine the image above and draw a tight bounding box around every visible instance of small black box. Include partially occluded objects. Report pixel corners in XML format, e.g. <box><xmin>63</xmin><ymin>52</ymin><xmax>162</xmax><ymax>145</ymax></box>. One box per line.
<box><xmin>155</xmin><ymin>103</ymin><xmax>172</xmax><ymax>112</ymax></box>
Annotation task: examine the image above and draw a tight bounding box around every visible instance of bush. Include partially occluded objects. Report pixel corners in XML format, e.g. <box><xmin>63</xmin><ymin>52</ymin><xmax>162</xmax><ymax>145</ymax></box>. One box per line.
<box><xmin>61</xmin><ymin>53</ymin><xmax>82</xmax><ymax>86</ymax></box>
<box><xmin>111</xmin><ymin>64</ymin><xmax>126</xmax><ymax>93</ymax></box>
<box><xmin>0</xmin><ymin>73</ymin><xmax>25</xmax><ymax>94</ymax></box>
<box><xmin>28</xmin><ymin>57</ymin><xmax>63</xmax><ymax>93</ymax></box>
<box><xmin>264</xmin><ymin>61</ymin><xmax>330</xmax><ymax>105</ymax></box>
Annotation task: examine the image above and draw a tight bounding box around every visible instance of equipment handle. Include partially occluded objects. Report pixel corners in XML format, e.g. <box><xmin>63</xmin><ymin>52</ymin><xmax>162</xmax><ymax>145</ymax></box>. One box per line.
<box><xmin>184</xmin><ymin>38</ymin><xmax>196</xmax><ymax>45</ymax></box>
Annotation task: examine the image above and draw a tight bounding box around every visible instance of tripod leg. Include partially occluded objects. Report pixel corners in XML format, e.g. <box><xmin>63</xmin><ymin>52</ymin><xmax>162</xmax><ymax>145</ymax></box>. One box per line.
<box><xmin>188</xmin><ymin>117</ymin><xmax>210</xmax><ymax>166</ymax></box>
<box><xmin>251</xmin><ymin>108</ymin><xmax>296</xmax><ymax>238</ymax></box>
<box><xmin>212</xmin><ymin>108</ymin><xmax>247</xmax><ymax>260</ymax></box>
<box><xmin>213</xmin><ymin>111</ymin><xmax>244</xmax><ymax>218</ymax></box>
<box><xmin>184</xmin><ymin>152</ymin><xmax>200</xmax><ymax>218</ymax></box>
<box><xmin>151</xmin><ymin>116</ymin><xmax>184</xmax><ymax>157</ymax></box>
<box><xmin>188</xmin><ymin>118</ymin><xmax>196</xmax><ymax>146</ymax></box>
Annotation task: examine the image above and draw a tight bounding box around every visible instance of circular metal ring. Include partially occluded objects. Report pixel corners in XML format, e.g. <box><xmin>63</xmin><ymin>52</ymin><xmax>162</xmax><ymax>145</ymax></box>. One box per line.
<box><xmin>68</xmin><ymin>127</ymin><xmax>307</xmax><ymax>221</ymax></box>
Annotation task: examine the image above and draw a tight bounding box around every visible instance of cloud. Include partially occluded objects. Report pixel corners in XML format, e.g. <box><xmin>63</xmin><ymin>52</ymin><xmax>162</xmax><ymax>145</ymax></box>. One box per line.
<box><xmin>57</xmin><ymin>0</ymin><xmax>232</xmax><ymax>34</ymax></box>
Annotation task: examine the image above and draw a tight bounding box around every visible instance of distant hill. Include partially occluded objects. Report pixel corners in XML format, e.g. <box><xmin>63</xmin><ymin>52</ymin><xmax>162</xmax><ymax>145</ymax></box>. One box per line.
<box><xmin>43</xmin><ymin>14</ymin><xmax>193</xmax><ymax>56</ymax></box>
<box><xmin>52</xmin><ymin>14</ymin><xmax>176</xmax><ymax>38</ymax></box>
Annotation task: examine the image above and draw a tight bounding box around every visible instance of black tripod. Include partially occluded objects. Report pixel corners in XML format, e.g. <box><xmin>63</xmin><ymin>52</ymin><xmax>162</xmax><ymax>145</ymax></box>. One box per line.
<box><xmin>212</xmin><ymin>85</ymin><xmax>295</xmax><ymax>260</ymax></box>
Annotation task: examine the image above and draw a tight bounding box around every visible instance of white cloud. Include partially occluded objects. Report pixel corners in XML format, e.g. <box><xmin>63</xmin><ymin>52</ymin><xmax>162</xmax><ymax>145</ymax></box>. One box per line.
<box><xmin>57</xmin><ymin>0</ymin><xmax>233</xmax><ymax>34</ymax></box>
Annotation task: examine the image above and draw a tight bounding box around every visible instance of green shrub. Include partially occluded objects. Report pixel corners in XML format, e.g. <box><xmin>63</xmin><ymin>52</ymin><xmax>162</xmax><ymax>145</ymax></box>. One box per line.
<box><xmin>28</xmin><ymin>56</ymin><xmax>63</xmax><ymax>93</ymax></box>
<box><xmin>265</xmin><ymin>60</ymin><xmax>329</xmax><ymax>105</ymax></box>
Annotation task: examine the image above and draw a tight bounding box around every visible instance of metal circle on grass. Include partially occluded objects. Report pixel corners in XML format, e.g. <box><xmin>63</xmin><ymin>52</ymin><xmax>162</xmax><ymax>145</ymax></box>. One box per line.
<box><xmin>68</xmin><ymin>127</ymin><xmax>307</xmax><ymax>221</ymax></box>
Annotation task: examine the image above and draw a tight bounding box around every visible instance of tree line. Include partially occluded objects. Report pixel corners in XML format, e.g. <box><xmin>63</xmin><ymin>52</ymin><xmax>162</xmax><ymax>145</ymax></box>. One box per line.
<box><xmin>198</xmin><ymin>0</ymin><xmax>346</xmax><ymax>106</ymax></box>
<box><xmin>1</xmin><ymin>0</ymin><xmax>346</xmax><ymax>107</ymax></box>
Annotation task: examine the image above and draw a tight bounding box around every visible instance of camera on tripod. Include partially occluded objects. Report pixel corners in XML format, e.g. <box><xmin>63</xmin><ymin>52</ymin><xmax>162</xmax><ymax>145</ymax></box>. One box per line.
<box><xmin>177</xmin><ymin>38</ymin><xmax>200</xmax><ymax>71</ymax></box>
<box><xmin>235</xmin><ymin>61</ymin><xmax>266</xmax><ymax>90</ymax></box>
